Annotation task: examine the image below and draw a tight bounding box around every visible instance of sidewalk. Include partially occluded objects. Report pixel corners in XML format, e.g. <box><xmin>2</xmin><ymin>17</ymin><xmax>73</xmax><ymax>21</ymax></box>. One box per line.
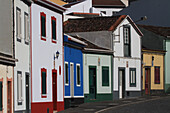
<box><xmin>59</xmin><ymin>94</ymin><xmax>169</xmax><ymax>113</ymax></box>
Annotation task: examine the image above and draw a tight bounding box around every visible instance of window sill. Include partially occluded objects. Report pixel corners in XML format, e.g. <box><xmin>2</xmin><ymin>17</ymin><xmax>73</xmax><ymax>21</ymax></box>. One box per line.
<box><xmin>52</xmin><ymin>39</ymin><xmax>57</xmax><ymax>44</ymax></box>
<box><xmin>65</xmin><ymin>83</ymin><xmax>69</xmax><ymax>86</ymax></box>
<box><xmin>41</xmin><ymin>36</ymin><xmax>46</xmax><ymax>41</ymax></box>
<box><xmin>17</xmin><ymin>37</ymin><xmax>21</xmax><ymax>42</ymax></box>
<box><xmin>41</xmin><ymin>94</ymin><xmax>47</xmax><ymax>98</ymax></box>
<box><xmin>76</xmin><ymin>84</ymin><xmax>81</xmax><ymax>87</ymax></box>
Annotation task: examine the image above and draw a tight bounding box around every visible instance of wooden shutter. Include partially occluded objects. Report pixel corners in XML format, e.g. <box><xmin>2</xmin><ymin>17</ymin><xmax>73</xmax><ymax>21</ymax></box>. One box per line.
<box><xmin>0</xmin><ymin>82</ymin><xmax>2</xmax><ymax>111</ymax></box>
<box><xmin>41</xmin><ymin>15</ymin><xmax>46</xmax><ymax>37</ymax></box>
<box><xmin>52</xmin><ymin>19</ymin><xmax>56</xmax><ymax>40</ymax></box>
<box><xmin>155</xmin><ymin>67</ymin><xmax>160</xmax><ymax>84</ymax></box>
<box><xmin>102</xmin><ymin>67</ymin><xmax>109</xmax><ymax>86</ymax></box>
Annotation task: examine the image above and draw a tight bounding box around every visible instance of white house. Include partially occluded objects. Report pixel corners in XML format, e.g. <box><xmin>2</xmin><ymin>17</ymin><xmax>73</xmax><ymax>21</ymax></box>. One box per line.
<box><xmin>112</xmin><ymin>15</ymin><xmax>143</xmax><ymax>99</ymax></box>
<box><xmin>14</xmin><ymin>0</ymin><xmax>31</xmax><ymax>113</ymax></box>
<box><xmin>30</xmin><ymin>0</ymin><xmax>66</xmax><ymax>113</ymax></box>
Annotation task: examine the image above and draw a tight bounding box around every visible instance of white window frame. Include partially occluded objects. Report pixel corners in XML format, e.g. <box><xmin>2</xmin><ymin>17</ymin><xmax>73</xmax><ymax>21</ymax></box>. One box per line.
<box><xmin>24</xmin><ymin>12</ymin><xmax>29</xmax><ymax>44</ymax></box>
<box><xmin>17</xmin><ymin>71</ymin><xmax>22</xmax><ymax>105</ymax></box>
<box><xmin>76</xmin><ymin>64</ymin><xmax>81</xmax><ymax>87</ymax></box>
<box><xmin>65</xmin><ymin>62</ymin><xmax>69</xmax><ymax>86</ymax></box>
<box><xmin>16</xmin><ymin>7</ymin><xmax>22</xmax><ymax>40</ymax></box>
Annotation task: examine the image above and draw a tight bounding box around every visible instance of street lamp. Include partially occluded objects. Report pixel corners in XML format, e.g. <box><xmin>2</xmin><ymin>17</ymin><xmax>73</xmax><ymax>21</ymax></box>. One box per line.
<box><xmin>53</xmin><ymin>51</ymin><xmax>60</xmax><ymax>69</ymax></box>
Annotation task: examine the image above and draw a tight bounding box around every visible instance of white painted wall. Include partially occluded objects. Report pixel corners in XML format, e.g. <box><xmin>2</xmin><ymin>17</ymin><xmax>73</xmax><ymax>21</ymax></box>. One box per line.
<box><xmin>0</xmin><ymin>65</ymin><xmax>13</xmax><ymax>113</ymax></box>
<box><xmin>31</xmin><ymin>3</ymin><xmax>64</xmax><ymax>102</ymax></box>
<box><xmin>95</xmin><ymin>8</ymin><xmax>123</xmax><ymax>16</ymax></box>
<box><xmin>83</xmin><ymin>54</ymin><xmax>112</xmax><ymax>94</ymax></box>
<box><xmin>14</xmin><ymin>0</ymin><xmax>29</xmax><ymax>111</ymax></box>
<box><xmin>113</xmin><ymin>17</ymin><xmax>141</xmax><ymax>91</ymax></box>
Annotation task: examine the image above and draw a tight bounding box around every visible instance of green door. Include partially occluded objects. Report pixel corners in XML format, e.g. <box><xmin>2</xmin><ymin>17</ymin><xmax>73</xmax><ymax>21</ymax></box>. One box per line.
<box><xmin>89</xmin><ymin>66</ymin><xmax>96</xmax><ymax>99</ymax></box>
<box><xmin>0</xmin><ymin>82</ymin><xmax>2</xmax><ymax>111</ymax></box>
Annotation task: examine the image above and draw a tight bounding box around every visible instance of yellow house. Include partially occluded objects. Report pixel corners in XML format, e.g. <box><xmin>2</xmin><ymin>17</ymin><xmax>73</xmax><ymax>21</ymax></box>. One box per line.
<box><xmin>142</xmin><ymin>49</ymin><xmax>165</xmax><ymax>95</ymax></box>
<box><xmin>49</xmin><ymin>0</ymin><xmax>67</xmax><ymax>6</ymax></box>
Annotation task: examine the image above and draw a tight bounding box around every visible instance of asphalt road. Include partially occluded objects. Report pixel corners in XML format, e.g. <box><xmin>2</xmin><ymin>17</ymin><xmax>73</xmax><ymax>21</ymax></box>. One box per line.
<box><xmin>97</xmin><ymin>96</ymin><xmax>170</xmax><ymax>113</ymax></box>
<box><xmin>59</xmin><ymin>95</ymin><xmax>170</xmax><ymax>113</ymax></box>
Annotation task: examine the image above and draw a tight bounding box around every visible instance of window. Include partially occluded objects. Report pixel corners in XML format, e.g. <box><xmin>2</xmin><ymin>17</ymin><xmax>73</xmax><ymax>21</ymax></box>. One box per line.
<box><xmin>24</xmin><ymin>12</ymin><xmax>29</xmax><ymax>44</ymax></box>
<box><xmin>16</xmin><ymin>7</ymin><xmax>21</xmax><ymax>42</ymax></box>
<box><xmin>40</xmin><ymin>12</ymin><xmax>46</xmax><ymax>41</ymax></box>
<box><xmin>102</xmin><ymin>66</ymin><xmax>109</xmax><ymax>86</ymax></box>
<box><xmin>130</xmin><ymin>68</ymin><xmax>136</xmax><ymax>87</ymax></box>
<box><xmin>124</xmin><ymin>26</ymin><xmax>131</xmax><ymax>57</ymax></box>
<box><xmin>0</xmin><ymin>81</ymin><xmax>2</xmax><ymax>111</ymax></box>
<box><xmin>76</xmin><ymin>64</ymin><xmax>80</xmax><ymax>86</ymax></box>
<box><xmin>155</xmin><ymin>66</ymin><xmax>160</xmax><ymax>84</ymax></box>
<box><xmin>17</xmin><ymin>71</ymin><xmax>22</xmax><ymax>105</ymax></box>
<box><xmin>65</xmin><ymin>62</ymin><xmax>69</xmax><ymax>85</ymax></box>
<box><xmin>51</xmin><ymin>16</ymin><xmax>57</xmax><ymax>43</ymax></box>
<box><xmin>41</xmin><ymin>68</ymin><xmax>47</xmax><ymax>98</ymax></box>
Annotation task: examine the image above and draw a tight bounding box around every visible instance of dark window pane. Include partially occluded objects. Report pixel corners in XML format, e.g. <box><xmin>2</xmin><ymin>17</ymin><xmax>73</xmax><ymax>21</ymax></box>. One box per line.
<box><xmin>65</xmin><ymin>63</ymin><xmax>68</xmax><ymax>84</ymax></box>
<box><xmin>155</xmin><ymin>67</ymin><xmax>160</xmax><ymax>84</ymax></box>
<box><xmin>124</xmin><ymin>26</ymin><xmax>131</xmax><ymax>57</ymax></box>
<box><xmin>42</xmin><ymin>71</ymin><xmax>46</xmax><ymax>94</ymax></box>
<box><xmin>102</xmin><ymin>67</ymin><xmax>109</xmax><ymax>86</ymax></box>
<box><xmin>52</xmin><ymin>20</ymin><xmax>56</xmax><ymax>40</ymax></box>
<box><xmin>77</xmin><ymin>65</ymin><xmax>80</xmax><ymax>85</ymax></box>
<box><xmin>130</xmin><ymin>68</ymin><xmax>136</xmax><ymax>87</ymax></box>
<box><xmin>41</xmin><ymin>15</ymin><xmax>46</xmax><ymax>37</ymax></box>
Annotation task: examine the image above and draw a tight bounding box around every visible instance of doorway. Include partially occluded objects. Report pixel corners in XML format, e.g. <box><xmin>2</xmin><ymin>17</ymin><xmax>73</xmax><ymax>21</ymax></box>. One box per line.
<box><xmin>145</xmin><ymin>67</ymin><xmax>151</xmax><ymax>95</ymax></box>
<box><xmin>70</xmin><ymin>63</ymin><xmax>74</xmax><ymax>98</ymax></box>
<box><xmin>52</xmin><ymin>69</ymin><xmax>57</xmax><ymax>110</ymax></box>
<box><xmin>7</xmin><ymin>81</ymin><xmax>12</xmax><ymax>113</ymax></box>
<box><xmin>89</xmin><ymin>66</ymin><xmax>97</xmax><ymax>99</ymax></box>
<box><xmin>119</xmin><ymin>68</ymin><xmax>125</xmax><ymax>99</ymax></box>
<box><xmin>25</xmin><ymin>73</ymin><xmax>30</xmax><ymax>113</ymax></box>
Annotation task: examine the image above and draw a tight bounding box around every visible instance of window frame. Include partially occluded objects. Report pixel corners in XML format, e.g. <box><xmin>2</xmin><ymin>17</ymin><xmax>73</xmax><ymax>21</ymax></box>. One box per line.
<box><xmin>123</xmin><ymin>25</ymin><xmax>131</xmax><ymax>57</ymax></box>
<box><xmin>129</xmin><ymin>68</ymin><xmax>136</xmax><ymax>87</ymax></box>
<box><xmin>24</xmin><ymin>12</ymin><xmax>29</xmax><ymax>45</ymax></box>
<box><xmin>154</xmin><ymin>66</ymin><xmax>160</xmax><ymax>84</ymax></box>
<box><xmin>0</xmin><ymin>80</ymin><xmax>3</xmax><ymax>111</ymax></box>
<box><xmin>51</xmin><ymin>16</ymin><xmax>57</xmax><ymax>43</ymax></box>
<box><xmin>40</xmin><ymin>12</ymin><xmax>46</xmax><ymax>41</ymax></box>
<box><xmin>41</xmin><ymin>68</ymin><xmax>47</xmax><ymax>98</ymax></box>
<box><xmin>76</xmin><ymin>64</ymin><xmax>81</xmax><ymax>87</ymax></box>
<box><xmin>102</xmin><ymin>66</ymin><xmax>110</xmax><ymax>86</ymax></box>
<box><xmin>16</xmin><ymin>7</ymin><xmax>21</xmax><ymax>42</ymax></box>
<box><xmin>17</xmin><ymin>71</ymin><xmax>22</xmax><ymax>105</ymax></box>
<box><xmin>65</xmin><ymin>62</ymin><xmax>69</xmax><ymax>86</ymax></box>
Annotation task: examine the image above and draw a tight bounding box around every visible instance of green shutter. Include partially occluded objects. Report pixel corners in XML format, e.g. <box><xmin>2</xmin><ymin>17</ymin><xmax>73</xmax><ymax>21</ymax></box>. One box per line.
<box><xmin>0</xmin><ymin>82</ymin><xmax>2</xmax><ymax>111</ymax></box>
<box><xmin>102</xmin><ymin>67</ymin><xmax>109</xmax><ymax>86</ymax></box>
<box><xmin>42</xmin><ymin>72</ymin><xmax>46</xmax><ymax>94</ymax></box>
<box><xmin>52</xmin><ymin>20</ymin><xmax>56</xmax><ymax>40</ymax></box>
<box><xmin>41</xmin><ymin>16</ymin><xmax>46</xmax><ymax>37</ymax></box>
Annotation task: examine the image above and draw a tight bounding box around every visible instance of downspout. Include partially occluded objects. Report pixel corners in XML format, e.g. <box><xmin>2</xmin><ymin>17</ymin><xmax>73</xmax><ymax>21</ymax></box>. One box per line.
<box><xmin>111</xmin><ymin>31</ymin><xmax>114</xmax><ymax>99</ymax></box>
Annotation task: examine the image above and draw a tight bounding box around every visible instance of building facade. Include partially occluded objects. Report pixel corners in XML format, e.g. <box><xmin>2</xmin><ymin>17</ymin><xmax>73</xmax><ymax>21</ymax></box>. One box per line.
<box><xmin>14</xmin><ymin>0</ymin><xmax>31</xmax><ymax>113</ymax></box>
<box><xmin>64</xmin><ymin>34</ymin><xmax>86</xmax><ymax>108</ymax></box>
<box><xmin>30</xmin><ymin>1</ymin><xmax>66</xmax><ymax>112</ymax></box>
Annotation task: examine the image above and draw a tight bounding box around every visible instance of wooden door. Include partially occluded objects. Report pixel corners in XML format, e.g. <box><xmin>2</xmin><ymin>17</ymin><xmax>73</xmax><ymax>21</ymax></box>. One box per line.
<box><xmin>145</xmin><ymin>68</ymin><xmax>150</xmax><ymax>95</ymax></box>
<box><xmin>52</xmin><ymin>70</ymin><xmax>57</xmax><ymax>110</ymax></box>
<box><xmin>119</xmin><ymin>69</ymin><xmax>125</xmax><ymax>99</ymax></box>
<box><xmin>7</xmin><ymin>81</ymin><xmax>11</xmax><ymax>113</ymax></box>
<box><xmin>70</xmin><ymin>63</ymin><xmax>74</xmax><ymax>98</ymax></box>
<box><xmin>26</xmin><ymin>73</ymin><xmax>29</xmax><ymax>113</ymax></box>
<box><xmin>89</xmin><ymin>66</ymin><xmax>96</xmax><ymax>99</ymax></box>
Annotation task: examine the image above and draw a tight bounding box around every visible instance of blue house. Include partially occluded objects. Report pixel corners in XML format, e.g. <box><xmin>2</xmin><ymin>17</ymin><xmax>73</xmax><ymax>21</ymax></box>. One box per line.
<box><xmin>64</xmin><ymin>34</ymin><xmax>86</xmax><ymax>109</ymax></box>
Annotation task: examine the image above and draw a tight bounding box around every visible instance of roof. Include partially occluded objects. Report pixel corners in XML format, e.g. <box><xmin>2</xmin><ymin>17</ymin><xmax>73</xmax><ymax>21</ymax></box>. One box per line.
<box><xmin>49</xmin><ymin>0</ymin><xmax>67</xmax><ymax>6</ymax></box>
<box><xmin>33</xmin><ymin>0</ymin><xmax>66</xmax><ymax>13</ymax></box>
<box><xmin>66</xmin><ymin>12</ymin><xmax>100</xmax><ymax>17</ymax></box>
<box><xmin>92</xmin><ymin>0</ymin><xmax>125</xmax><ymax>8</ymax></box>
<box><xmin>64</xmin><ymin>15</ymin><xmax>143</xmax><ymax>36</ymax></box>
<box><xmin>118</xmin><ymin>0</ymin><xmax>170</xmax><ymax>27</ymax></box>
<box><xmin>63</xmin><ymin>1</ymin><xmax>83</xmax><ymax>8</ymax></box>
<box><xmin>138</xmin><ymin>24</ymin><xmax>170</xmax><ymax>37</ymax></box>
<box><xmin>138</xmin><ymin>25</ymin><xmax>167</xmax><ymax>51</ymax></box>
<box><xmin>69</xmin><ymin>35</ymin><xmax>113</xmax><ymax>54</ymax></box>
<box><xmin>64</xmin><ymin>15</ymin><xmax>124</xmax><ymax>32</ymax></box>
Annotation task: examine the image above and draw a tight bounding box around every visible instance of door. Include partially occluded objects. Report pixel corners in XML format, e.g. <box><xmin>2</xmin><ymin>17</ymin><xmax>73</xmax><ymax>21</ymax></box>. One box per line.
<box><xmin>89</xmin><ymin>66</ymin><xmax>96</xmax><ymax>99</ymax></box>
<box><xmin>70</xmin><ymin>63</ymin><xmax>74</xmax><ymax>98</ymax></box>
<box><xmin>52</xmin><ymin>70</ymin><xmax>57</xmax><ymax>110</ymax></box>
<box><xmin>26</xmin><ymin>73</ymin><xmax>30</xmax><ymax>113</ymax></box>
<box><xmin>119</xmin><ymin>68</ymin><xmax>125</xmax><ymax>99</ymax></box>
<box><xmin>145</xmin><ymin>68</ymin><xmax>150</xmax><ymax>95</ymax></box>
<box><xmin>7</xmin><ymin>81</ymin><xmax>12</xmax><ymax>113</ymax></box>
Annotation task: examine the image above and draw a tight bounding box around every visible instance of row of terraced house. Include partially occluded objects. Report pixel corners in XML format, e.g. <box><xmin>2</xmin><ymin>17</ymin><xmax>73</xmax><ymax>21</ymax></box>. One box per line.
<box><xmin>0</xmin><ymin>0</ymin><xmax>170</xmax><ymax>113</ymax></box>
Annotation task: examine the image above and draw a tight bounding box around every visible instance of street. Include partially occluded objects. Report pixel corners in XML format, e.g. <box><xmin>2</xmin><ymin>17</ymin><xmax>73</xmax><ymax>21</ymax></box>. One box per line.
<box><xmin>59</xmin><ymin>95</ymin><xmax>170</xmax><ymax>113</ymax></box>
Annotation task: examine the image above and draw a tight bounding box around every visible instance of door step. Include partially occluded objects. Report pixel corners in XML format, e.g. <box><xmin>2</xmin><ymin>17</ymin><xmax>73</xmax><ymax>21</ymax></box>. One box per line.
<box><xmin>53</xmin><ymin>110</ymin><xmax>58</xmax><ymax>113</ymax></box>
